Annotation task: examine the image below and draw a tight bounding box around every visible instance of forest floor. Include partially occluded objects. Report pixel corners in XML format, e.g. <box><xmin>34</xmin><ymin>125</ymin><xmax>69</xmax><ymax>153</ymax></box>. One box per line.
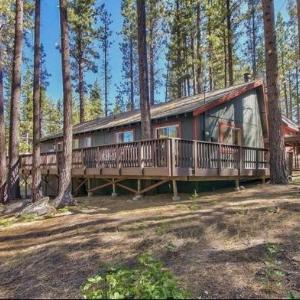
<box><xmin>0</xmin><ymin>180</ymin><xmax>299</xmax><ymax>299</ymax></box>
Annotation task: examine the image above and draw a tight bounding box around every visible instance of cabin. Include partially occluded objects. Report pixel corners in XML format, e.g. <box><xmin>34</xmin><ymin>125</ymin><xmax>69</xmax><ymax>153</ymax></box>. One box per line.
<box><xmin>283</xmin><ymin>116</ymin><xmax>300</xmax><ymax>171</ymax></box>
<box><xmin>20</xmin><ymin>80</ymin><xmax>271</xmax><ymax>199</ymax></box>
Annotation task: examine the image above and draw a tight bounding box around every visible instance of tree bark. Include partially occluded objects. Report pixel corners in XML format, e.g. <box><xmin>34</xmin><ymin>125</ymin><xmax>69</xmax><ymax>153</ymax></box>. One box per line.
<box><xmin>296</xmin><ymin>65</ymin><xmax>300</xmax><ymax>125</ymax></box>
<box><xmin>136</xmin><ymin>0</ymin><xmax>151</xmax><ymax>139</ymax></box>
<box><xmin>8</xmin><ymin>0</ymin><xmax>23</xmax><ymax>201</ymax></box>
<box><xmin>262</xmin><ymin>0</ymin><xmax>288</xmax><ymax>184</ymax></box>
<box><xmin>32</xmin><ymin>0</ymin><xmax>43</xmax><ymax>202</ymax></box>
<box><xmin>78</xmin><ymin>34</ymin><xmax>85</xmax><ymax>123</ymax></box>
<box><xmin>54</xmin><ymin>0</ymin><xmax>75</xmax><ymax>207</ymax></box>
<box><xmin>297</xmin><ymin>0</ymin><xmax>300</xmax><ymax>59</ymax></box>
<box><xmin>149</xmin><ymin>35</ymin><xmax>155</xmax><ymax>106</ymax></box>
<box><xmin>297</xmin><ymin>0</ymin><xmax>300</xmax><ymax>124</ymax></box>
<box><xmin>250</xmin><ymin>0</ymin><xmax>257</xmax><ymax>78</ymax></box>
<box><xmin>196</xmin><ymin>2</ymin><xmax>202</xmax><ymax>94</ymax></box>
<box><xmin>129</xmin><ymin>38</ymin><xmax>134</xmax><ymax>111</ymax></box>
<box><xmin>104</xmin><ymin>22</ymin><xmax>108</xmax><ymax>116</ymax></box>
<box><xmin>226</xmin><ymin>0</ymin><xmax>234</xmax><ymax>86</ymax></box>
<box><xmin>0</xmin><ymin>42</ymin><xmax>6</xmax><ymax>203</ymax></box>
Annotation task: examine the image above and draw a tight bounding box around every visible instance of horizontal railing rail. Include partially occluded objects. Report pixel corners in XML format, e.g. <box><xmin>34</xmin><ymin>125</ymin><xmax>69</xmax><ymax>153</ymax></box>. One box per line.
<box><xmin>19</xmin><ymin>138</ymin><xmax>270</xmax><ymax>177</ymax></box>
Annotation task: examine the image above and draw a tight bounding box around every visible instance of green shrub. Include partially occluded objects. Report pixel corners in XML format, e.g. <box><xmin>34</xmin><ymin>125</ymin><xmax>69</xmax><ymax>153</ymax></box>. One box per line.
<box><xmin>81</xmin><ymin>254</ymin><xmax>187</xmax><ymax>299</ymax></box>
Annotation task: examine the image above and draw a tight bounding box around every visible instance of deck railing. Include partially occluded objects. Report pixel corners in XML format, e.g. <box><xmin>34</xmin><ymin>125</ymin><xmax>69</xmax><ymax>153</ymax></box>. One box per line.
<box><xmin>19</xmin><ymin>138</ymin><xmax>270</xmax><ymax>178</ymax></box>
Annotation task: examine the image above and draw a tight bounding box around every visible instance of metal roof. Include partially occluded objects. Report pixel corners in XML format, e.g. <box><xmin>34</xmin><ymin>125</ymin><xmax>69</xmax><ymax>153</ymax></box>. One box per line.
<box><xmin>41</xmin><ymin>81</ymin><xmax>261</xmax><ymax>141</ymax></box>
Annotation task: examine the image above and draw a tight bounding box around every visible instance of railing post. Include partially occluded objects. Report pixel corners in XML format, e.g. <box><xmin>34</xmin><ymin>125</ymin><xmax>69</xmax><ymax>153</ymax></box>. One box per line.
<box><xmin>193</xmin><ymin>140</ymin><xmax>197</xmax><ymax>175</ymax></box>
<box><xmin>139</xmin><ymin>141</ymin><xmax>143</xmax><ymax>171</ymax></box>
<box><xmin>171</xmin><ymin>139</ymin><xmax>176</xmax><ymax>177</ymax></box>
<box><xmin>238</xmin><ymin>146</ymin><xmax>242</xmax><ymax>176</ymax></box>
<box><xmin>217</xmin><ymin>143</ymin><xmax>222</xmax><ymax>175</ymax></box>
<box><xmin>256</xmin><ymin>149</ymin><xmax>259</xmax><ymax>170</ymax></box>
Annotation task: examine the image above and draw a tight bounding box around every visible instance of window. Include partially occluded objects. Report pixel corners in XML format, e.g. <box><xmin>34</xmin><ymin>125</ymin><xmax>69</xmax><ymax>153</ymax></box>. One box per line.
<box><xmin>73</xmin><ymin>138</ymin><xmax>79</xmax><ymax>149</ymax></box>
<box><xmin>115</xmin><ymin>130</ymin><xmax>134</xmax><ymax>143</ymax></box>
<box><xmin>219</xmin><ymin>123</ymin><xmax>241</xmax><ymax>145</ymax></box>
<box><xmin>82</xmin><ymin>136</ymin><xmax>92</xmax><ymax>148</ymax></box>
<box><xmin>56</xmin><ymin>142</ymin><xmax>63</xmax><ymax>151</ymax></box>
<box><xmin>155</xmin><ymin>124</ymin><xmax>180</xmax><ymax>138</ymax></box>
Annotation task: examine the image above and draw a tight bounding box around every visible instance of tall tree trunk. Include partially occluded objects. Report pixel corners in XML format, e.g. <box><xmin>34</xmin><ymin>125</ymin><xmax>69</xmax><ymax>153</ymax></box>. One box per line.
<box><xmin>8</xmin><ymin>0</ymin><xmax>23</xmax><ymax>201</ymax></box>
<box><xmin>129</xmin><ymin>38</ymin><xmax>134</xmax><ymax>111</ymax></box>
<box><xmin>251</xmin><ymin>1</ymin><xmax>257</xmax><ymax>77</ymax></box>
<box><xmin>104</xmin><ymin>24</ymin><xmax>108</xmax><ymax>116</ymax></box>
<box><xmin>297</xmin><ymin>0</ymin><xmax>300</xmax><ymax>59</ymax></box>
<box><xmin>191</xmin><ymin>34</ymin><xmax>196</xmax><ymax>95</ymax></box>
<box><xmin>136</xmin><ymin>0</ymin><xmax>151</xmax><ymax>139</ymax></box>
<box><xmin>78</xmin><ymin>32</ymin><xmax>85</xmax><ymax>123</ymax></box>
<box><xmin>223</xmin><ymin>29</ymin><xmax>228</xmax><ymax>88</ymax></box>
<box><xmin>297</xmin><ymin>0</ymin><xmax>300</xmax><ymax>124</ymax></box>
<box><xmin>54</xmin><ymin>0</ymin><xmax>75</xmax><ymax>207</ymax></box>
<box><xmin>0</xmin><ymin>43</ymin><xmax>6</xmax><ymax>203</ymax></box>
<box><xmin>262</xmin><ymin>0</ymin><xmax>288</xmax><ymax>184</ymax></box>
<box><xmin>165</xmin><ymin>59</ymin><xmax>169</xmax><ymax>102</ymax></box>
<box><xmin>149</xmin><ymin>40</ymin><xmax>155</xmax><ymax>106</ymax></box>
<box><xmin>226</xmin><ymin>0</ymin><xmax>234</xmax><ymax>86</ymax></box>
<box><xmin>32</xmin><ymin>0</ymin><xmax>42</xmax><ymax>202</ymax></box>
<box><xmin>196</xmin><ymin>2</ymin><xmax>202</xmax><ymax>94</ymax></box>
<box><xmin>208</xmin><ymin>0</ymin><xmax>213</xmax><ymax>91</ymax></box>
<box><xmin>175</xmin><ymin>0</ymin><xmax>181</xmax><ymax>98</ymax></box>
<box><xmin>288</xmin><ymin>69</ymin><xmax>293</xmax><ymax>120</ymax></box>
<box><xmin>296</xmin><ymin>65</ymin><xmax>300</xmax><ymax>124</ymax></box>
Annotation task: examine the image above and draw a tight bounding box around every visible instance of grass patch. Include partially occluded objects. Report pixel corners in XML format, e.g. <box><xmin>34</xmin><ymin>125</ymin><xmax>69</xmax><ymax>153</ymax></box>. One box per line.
<box><xmin>0</xmin><ymin>217</ymin><xmax>14</xmax><ymax>228</ymax></box>
<box><xmin>258</xmin><ymin>243</ymin><xmax>286</xmax><ymax>295</ymax></box>
<box><xmin>155</xmin><ymin>223</ymin><xmax>170</xmax><ymax>235</ymax></box>
<box><xmin>18</xmin><ymin>213</ymin><xmax>40</xmax><ymax>223</ymax></box>
<box><xmin>57</xmin><ymin>207</ymin><xmax>72</xmax><ymax>214</ymax></box>
<box><xmin>81</xmin><ymin>254</ymin><xmax>187</xmax><ymax>299</ymax></box>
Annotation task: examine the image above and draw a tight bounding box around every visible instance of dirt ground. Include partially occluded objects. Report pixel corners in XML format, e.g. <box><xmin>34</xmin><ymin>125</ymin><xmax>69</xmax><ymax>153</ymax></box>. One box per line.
<box><xmin>0</xmin><ymin>181</ymin><xmax>299</xmax><ymax>299</ymax></box>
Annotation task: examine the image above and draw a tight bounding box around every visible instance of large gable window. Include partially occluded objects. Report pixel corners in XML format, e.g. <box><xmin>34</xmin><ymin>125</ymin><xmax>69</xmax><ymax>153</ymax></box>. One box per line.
<box><xmin>219</xmin><ymin>123</ymin><xmax>241</xmax><ymax>145</ymax></box>
<box><xmin>155</xmin><ymin>124</ymin><xmax>180</xmax><ymax>139</ymax></box>
<box><xmin>116</xmin><ymin>130</ymin><xmax>134</xmax><ymax>143</ymax></box>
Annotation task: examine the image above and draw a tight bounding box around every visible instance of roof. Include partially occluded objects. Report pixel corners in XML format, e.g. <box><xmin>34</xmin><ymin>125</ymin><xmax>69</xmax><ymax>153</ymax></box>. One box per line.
<box><xmin>282</xmin><ymin>115</ymin><xmax>300</xmax><ymax>133</ymax></box>
<box><xmin>41</xmin><ymin>80</ymin><xmax>264</xmax><ymax>142</ymax></box>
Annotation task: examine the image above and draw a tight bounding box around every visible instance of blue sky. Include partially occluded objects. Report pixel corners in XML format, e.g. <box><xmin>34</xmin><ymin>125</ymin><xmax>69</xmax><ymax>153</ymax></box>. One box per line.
<box><xmin>37</xmin><ymin>0</ymin><xmax>287</xmax><ymax>104</ymax></box>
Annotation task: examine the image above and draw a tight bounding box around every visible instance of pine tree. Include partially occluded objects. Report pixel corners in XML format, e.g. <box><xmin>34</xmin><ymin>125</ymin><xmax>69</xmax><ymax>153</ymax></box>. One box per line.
<box><xmin>8</xmin><ymin>0</ymin><xmax>24</xmax><ymax>200</ymax></box>
<box><xmin>262</xmin><ymin>0</ymin><xmax>288</xmax><ymax>184</ymax></box>
<box><xmin>32</xmin><ymin>0</ymin><xmax>43</xmax><ymax>202</ymax></box>
<box><xmin>137</xmin><ymin>0</ymin><xmax>151</xmax><ymax>139</ymax></box>
<box><xmin>0</xmin><ymin>29</ymin><xmax>5</xmax><ymax>203</ymax></box>
<box><xmin>54</xmin><ymin>0</ymin><xmax>76</xmax><ymax>208</ymax></box>
<box><xmin>99</xmin><ymin>4</ymin><xmax>112</xmax><ymax>116</ymax></box>
<box><xmin>69</xmin><ymin>0</ymin><xmax>100</xmax><ymax>123</ymax></box>
<box><xmin>118</xmin><ymin>0</ymin><xmax>139</xmax><ymax>111</ymax></box>
<box><xmin>244</xmin><ymin>0</ymin><xmax>264</xmax><ymax>78</ymax></box>
<box><xmin>86</xmin><ymin>79</ymin><xmax>104</xmax><ymax>120</ymax></box>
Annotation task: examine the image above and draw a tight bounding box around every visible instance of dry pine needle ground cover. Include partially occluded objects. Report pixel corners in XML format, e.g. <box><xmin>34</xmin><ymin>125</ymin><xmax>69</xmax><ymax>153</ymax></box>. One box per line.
<box><xmin>0</xmin><ymin>180</ymin><xmax>299</xmax><ymax>299</ymax></box>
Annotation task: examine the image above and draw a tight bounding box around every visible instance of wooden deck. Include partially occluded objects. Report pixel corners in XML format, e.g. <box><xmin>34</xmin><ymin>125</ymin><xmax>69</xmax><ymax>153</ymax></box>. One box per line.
<box><xmin>20</xmin><ymin>138</ymin><xmax>270</xmax><ymax>180</ymax></box>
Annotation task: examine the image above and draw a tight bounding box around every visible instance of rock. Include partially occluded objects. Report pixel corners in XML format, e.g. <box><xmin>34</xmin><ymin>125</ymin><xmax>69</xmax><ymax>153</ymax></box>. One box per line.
<box><xmin>17</xmin><ymin>197</ymin><xmax>56</xmax><ymax>217</ymax></box>
<box><xmin>3</xmin><ymin>199</ymin><xmax>31</xmax><ymax>215</ymax></box>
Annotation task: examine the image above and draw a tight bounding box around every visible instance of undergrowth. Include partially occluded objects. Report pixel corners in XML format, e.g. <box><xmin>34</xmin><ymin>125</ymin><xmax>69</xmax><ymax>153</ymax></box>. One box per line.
<box><xmin>81</xmin><ymin>254</ymin><xmax>188</xmax><ymax>299</ymax></box>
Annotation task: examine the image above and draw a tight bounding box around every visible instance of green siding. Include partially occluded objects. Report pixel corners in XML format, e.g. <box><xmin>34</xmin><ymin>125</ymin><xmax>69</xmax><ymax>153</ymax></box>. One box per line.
<box><xmin>202</xmin><ymin>90</ymin><xmax>264</xmax><ymax>147</ymax></box>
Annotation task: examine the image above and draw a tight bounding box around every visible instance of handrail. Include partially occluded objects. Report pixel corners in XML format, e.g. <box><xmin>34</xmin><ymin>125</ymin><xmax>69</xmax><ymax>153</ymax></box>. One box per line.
<box><xmin>19</xmin><ymin>138</ymin><xmax>270</xmax><ymax>177</ymax></box>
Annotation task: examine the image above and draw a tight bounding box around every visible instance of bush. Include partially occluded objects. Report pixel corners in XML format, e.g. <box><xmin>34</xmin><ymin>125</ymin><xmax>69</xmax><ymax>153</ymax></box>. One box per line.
<box><xmin>81</xmin><ymin>254</ymin><xmax>187</xmax><ymax>299</ymax></box>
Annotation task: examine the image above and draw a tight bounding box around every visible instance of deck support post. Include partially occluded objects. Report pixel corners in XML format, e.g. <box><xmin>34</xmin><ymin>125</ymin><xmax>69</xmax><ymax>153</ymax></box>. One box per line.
<box><xmin>111</xmin><ymin>178</ymin><xmax>118</xmax><ymax>198</ymax></box>
<box><xmin>87</xmin><ymin>178</ymin><xmax>93</xmax><ymax>197</ymax></box>
<box><xmin>133</xmin><ymin>179</ymin><xmax>142</xmax><ymax>201</ymax></box>
<box><xmin>45</xmin><ymin>175</ymin><xmax>48</xmax><ymax>196</ymax></box>
<box><xmin>262</xmin><ymin>176</ymin><xmax>266</xmax><ymax>184</ymax></box>
<box><xmin>24</xmin><ymin>175</ymin><xmax>28</xmax><ymax>199</ymax></box>
<box><xmin>235</xmin><ymin>179</ymin><xmax>240</xmax><ymax>191</ymax></box>
<box><xmin>172</xmin><ymin>180</ymin><xmax>180</xmax><ymax>201</ymax></box>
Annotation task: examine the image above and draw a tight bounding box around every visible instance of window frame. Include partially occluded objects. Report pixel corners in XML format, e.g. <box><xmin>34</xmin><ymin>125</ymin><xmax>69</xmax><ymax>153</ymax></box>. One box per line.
<box><xmin>115</xmin><ymin>129</ymin><xmax>135</xmax><ymax>144</ymax></box>
<box><xmin>154</xmin><ymin>122</ymin><xmax>181</xmax><ymax>139</ymax></box>
<box><xmin>219</xmin><ymin>121</ymin><xmax>242</xmax><ymax>146</ymax></box>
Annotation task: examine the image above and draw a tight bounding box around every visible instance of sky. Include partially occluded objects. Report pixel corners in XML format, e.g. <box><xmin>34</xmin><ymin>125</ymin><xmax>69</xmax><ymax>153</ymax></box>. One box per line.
<box><xmin>36</xmin><ymin>0</ymin><xmax>288</xmax><ymax>105</ymax></box>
